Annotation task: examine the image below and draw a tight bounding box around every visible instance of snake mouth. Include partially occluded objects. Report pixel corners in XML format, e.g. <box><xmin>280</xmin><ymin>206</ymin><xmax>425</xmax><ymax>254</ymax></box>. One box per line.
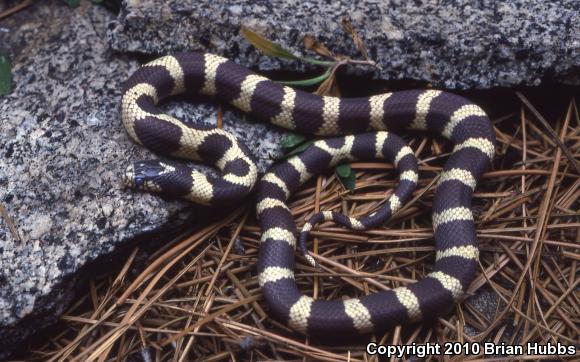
<box><xmin>123</xmin><ymin>164</ymin><xmax>136</xmax><ymax>188</ymax></box>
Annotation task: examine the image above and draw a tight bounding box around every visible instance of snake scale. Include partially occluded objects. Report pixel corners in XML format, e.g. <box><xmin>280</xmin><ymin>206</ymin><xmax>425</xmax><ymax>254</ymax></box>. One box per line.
<box><xmin>121</xmin><ymin>52</ymin><xmax>495</xmax><ymax>337</ymax></box>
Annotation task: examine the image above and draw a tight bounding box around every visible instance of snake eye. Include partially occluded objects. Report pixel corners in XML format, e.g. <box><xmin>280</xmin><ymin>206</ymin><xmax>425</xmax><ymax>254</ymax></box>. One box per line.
<box><xmin>134</xmin><ymin>174</ymin><xmax>145</xmax><ymax>188</ymax></box>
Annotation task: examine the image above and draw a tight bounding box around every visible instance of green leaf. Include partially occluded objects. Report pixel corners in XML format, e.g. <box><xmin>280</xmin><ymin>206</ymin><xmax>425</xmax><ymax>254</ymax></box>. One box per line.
<box><xmin>65</xmin><ymin>0</ymin><xmax>82</xmax><ymax>7</ymax></box>
<box><xmin>281</xmin><ymin>133</ymin><xmax>307</xmax><ymax>150</ymax></box>
<box><xmin>335</xmin><ymin>163</ymin><xmax>352</xmax><ymax>178</ymax></box>
<box><xmin>0</xmin><ymin>55</ymin><xmax>11</xmax><ymax>96</ymax></box>
<box><xmin>276</xmin><ymin>67</ymin><xmax>333</xmax><ymax>87</ymax></box>
<box><xmin>284</xmin><ymin>140</ymin><xmax>314</xmax><ymax>158</ymax></box>
<box><xmin>336</xmin><ymin>164</ymin><xmax>356</xmax><ymax>192</ymax></box>
<box><xmin>298</xmin><ymin>57</ymin><xmax>335</xmax><ymax>67</ymax></box>
<box><xmin>241</xmin><ymin>27</ymin><xmax>299</xmax><ymax>61</ymax></box>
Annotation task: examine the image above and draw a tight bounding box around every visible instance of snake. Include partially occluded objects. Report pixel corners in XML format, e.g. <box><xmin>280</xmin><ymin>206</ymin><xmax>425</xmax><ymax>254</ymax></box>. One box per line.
<box><xmin>121</xmin><ymin>52</ymin><xmax>495</xmax><ymax>337</ymax></box>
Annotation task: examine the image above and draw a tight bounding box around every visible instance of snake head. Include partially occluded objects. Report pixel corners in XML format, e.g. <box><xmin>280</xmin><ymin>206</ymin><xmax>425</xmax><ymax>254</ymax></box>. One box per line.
<box><xmin>123</xmin><ymin>161</ymin><xmax>172</xmax><ymax>192</ymax></box>
<box><xmin>123</xmin><ymin>160</ymin><xmax>192</xmax><ymax>198</ymax></box>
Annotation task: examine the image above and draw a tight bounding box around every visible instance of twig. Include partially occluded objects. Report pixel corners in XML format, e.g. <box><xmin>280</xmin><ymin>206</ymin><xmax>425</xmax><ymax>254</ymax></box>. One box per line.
<box><xmin>0</xmin><ymin>0</ymin><xmax>32</xmax><ymax>20</ymax></box>
<box><xmin>516</xmin><ymin>92</ymin><xmax>579</xmax><ymax>174</ymax></box>
<box><xmin>0</xmin><ymin>202</ymin><xmax>21</xmax><ymax>242</ymax></box>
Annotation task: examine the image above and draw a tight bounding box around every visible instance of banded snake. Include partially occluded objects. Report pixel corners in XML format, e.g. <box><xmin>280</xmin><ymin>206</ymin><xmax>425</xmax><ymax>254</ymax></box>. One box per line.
<box><xmin>121</xmin><ymin>52</ymin><xmax>495</xmax><ymax>337</ymax></box>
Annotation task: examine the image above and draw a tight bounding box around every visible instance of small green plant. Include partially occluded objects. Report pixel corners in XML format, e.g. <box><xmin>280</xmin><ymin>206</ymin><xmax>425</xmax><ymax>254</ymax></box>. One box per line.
<box><xmin>280</xmin><ymin>132</ymin><xmax>314</xmax><ymax>158</ymax></box>
<box><xmin>335</xmin><ymin>163</ymin><xmax>356</xmax><ymax>191</ymax></box>
<box><xmin>64</xmin><ymin>0</ymin><xmax>81</xmax><ymax>6</ymax></box>
<box><xmin>241</xmin><ymin>24</ymin><xmax>376</xmax><ymax>93</ymax></box>
<box><xmin>0</xmin><ymin>54</ymin><xmax>11</xmax><ymax>96</ymax></box>
<box><xmin>242</xmin><ymin>18</ymin><xmax>375</xmax><ymax>192</ymax></box>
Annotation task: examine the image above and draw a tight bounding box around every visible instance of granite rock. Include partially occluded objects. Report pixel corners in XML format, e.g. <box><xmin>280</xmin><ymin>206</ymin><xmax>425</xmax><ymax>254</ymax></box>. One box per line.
<box><xmin>0</xmin><ymin>1</ymin><xmax>285</xmax><ymax>354</ymax></box>
<box><xmin>2</xmin><ymin>0</ymin><xmax>576</xmax><ymax>355</ymax></box>
<box><xmin>107</xmin><ymin>0</ymin><xmax>580</xmax><ymax>89</ymax></box>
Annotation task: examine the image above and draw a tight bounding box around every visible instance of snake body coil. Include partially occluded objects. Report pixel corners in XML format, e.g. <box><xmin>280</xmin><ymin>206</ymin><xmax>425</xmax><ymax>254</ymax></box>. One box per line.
<box><xmin>121</xmin><ymin>52</ymin><xmax>495</xmax><ymax>337</ymax></box>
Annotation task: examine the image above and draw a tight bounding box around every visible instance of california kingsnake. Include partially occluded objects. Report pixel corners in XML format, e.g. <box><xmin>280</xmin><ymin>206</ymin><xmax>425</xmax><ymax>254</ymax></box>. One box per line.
<box><xmin>121</xmin><ymin>52</ymin><xmax>495</xmax><ymax>337</ymax></box>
